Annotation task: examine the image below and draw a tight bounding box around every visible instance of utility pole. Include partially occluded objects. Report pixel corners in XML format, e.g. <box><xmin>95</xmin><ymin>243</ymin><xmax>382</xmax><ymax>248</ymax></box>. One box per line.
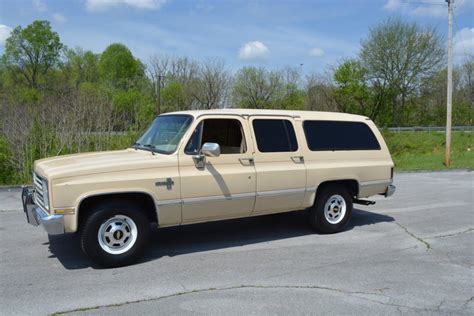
<box><xmin>445</xmin><ymin>0</ymin><xmax>454</xmax><ymax>166</ymax></box>
<box><xmin>156</xmin><ymin>74</ymin><xmax>165</xmax><ymax>115</ymax></box>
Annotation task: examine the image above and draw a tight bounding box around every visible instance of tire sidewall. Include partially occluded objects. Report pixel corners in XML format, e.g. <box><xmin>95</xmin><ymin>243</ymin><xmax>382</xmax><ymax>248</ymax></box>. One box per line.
<box><xmin>81</xmin><ymin>203</ymin><xmax>149</xmax><ymax>268</ymax></box>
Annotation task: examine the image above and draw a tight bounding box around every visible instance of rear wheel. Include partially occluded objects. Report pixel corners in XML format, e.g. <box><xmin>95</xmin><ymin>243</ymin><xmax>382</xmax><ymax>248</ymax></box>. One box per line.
<box><xmin>80</xmin><ymin>201</ymin><xmax>150</xmax><ymax>268</ymax></box>
<box><xmin>309</xmin><ymin>185</ymin><xmax>353</xmax><ymax>233</ymax></box>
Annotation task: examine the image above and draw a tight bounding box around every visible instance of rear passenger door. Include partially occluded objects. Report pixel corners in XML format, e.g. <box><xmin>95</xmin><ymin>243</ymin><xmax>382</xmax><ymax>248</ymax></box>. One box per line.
<box><xmin>250</xmin><ymin>117</ymin><xmax>307</xmax><ymax>215</ymax></box>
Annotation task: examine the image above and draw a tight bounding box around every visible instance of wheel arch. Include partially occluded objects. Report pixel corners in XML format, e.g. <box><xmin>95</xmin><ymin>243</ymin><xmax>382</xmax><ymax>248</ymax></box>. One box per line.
<box><xmin>312</xmin><ymin>179</ymin><xmax>359</xmax><ymax>206</ymax></box>
<box><xmin>77</xmin><ymin>191</ymin><xmax>158</xmax><ymax>231</ymax></box>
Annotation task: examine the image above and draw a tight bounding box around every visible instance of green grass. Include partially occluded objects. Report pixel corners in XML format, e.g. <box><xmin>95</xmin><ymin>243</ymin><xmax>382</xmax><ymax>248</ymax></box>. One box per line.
<box><xmin>383</xmin><ymin>131</ymin><xmax>473</xmax><ymax>171</ymax></box>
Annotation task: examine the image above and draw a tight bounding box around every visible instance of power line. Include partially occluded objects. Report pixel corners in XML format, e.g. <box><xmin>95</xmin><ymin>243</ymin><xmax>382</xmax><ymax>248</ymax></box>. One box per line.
<box><xmin>401</xmin><ymin>1</ymin><xmax>445</xmax><ymax>6</ymax></box>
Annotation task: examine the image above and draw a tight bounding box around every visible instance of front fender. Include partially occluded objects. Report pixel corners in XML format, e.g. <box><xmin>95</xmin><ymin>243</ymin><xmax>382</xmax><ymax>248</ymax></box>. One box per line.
<box><xmin>51</xmin><ymin>172</ymin><xmax>181</xmax><ymax>232</ymax></box>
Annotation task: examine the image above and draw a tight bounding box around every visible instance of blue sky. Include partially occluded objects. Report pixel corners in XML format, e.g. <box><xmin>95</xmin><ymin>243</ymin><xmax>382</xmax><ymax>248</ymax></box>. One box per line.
<box><xmin>0</xmin><ymin>0</ymin><xmax>473</xmax><ymax>73</ymax></box>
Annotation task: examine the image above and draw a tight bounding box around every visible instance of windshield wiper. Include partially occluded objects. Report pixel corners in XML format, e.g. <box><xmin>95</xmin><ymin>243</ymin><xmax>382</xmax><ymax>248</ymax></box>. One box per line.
<box><xmin>143</xmin><ymin>144</ymin><xmax>158</xmax><ymax>155</ymax></box>
<box><xmin>132</xmin><ymin>143</ymin><xmax>168</xmax><ymax>155</ymax></box>
<box><xmin>131</xmin><ymin>142</ymin><xmax>154</xmax><ymax>153</ymax></box>
<box><xmin>144</xmin><ymin>144</ymin><xmax>170</xmax><ymax>155</ymax></box>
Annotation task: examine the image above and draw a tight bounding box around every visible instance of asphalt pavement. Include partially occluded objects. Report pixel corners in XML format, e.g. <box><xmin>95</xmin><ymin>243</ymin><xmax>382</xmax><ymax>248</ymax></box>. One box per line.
<box><xmin>0</xmin><ymin>171</ymin><xmax>473</xmax><ymax>315</ymax></box>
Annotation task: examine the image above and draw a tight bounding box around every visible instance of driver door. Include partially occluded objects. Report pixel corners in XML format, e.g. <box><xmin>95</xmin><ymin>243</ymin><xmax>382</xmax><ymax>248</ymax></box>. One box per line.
<box><xmin>178</xmin><ymin>115</ymin><xmax>256</xmax><ymax>223</ymax></box>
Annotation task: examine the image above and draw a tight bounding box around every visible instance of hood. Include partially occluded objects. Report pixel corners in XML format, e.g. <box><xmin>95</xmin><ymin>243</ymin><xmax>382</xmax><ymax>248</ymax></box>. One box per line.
<box><xmin>34</xmin><ymin>148</ymin><xmax>176</xmax><ymax>180</ymax></box>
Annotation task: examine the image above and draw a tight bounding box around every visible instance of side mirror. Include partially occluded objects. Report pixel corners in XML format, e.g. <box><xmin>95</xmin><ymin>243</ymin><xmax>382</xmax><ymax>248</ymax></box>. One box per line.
<box><xmin>192</xmin><ymin>142</ymin><xmax>220</xmax><ymax>169</ymax></box>
<box><xmin>201</xmin><ymin>142</ymin><xmax>221</xmax><ymax>157</ymax></box>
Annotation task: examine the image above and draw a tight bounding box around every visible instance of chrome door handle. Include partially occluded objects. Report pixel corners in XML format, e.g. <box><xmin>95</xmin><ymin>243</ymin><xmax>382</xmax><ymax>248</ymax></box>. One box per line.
<box><xmin>239</xmin><ymin>158</ymin><xmax>254</xmax><ymax>165</ymax></box>
<box><xmin>291</xmin><ymin>156</ymin><xmax>304</xmax><ymax>163</ymax></box>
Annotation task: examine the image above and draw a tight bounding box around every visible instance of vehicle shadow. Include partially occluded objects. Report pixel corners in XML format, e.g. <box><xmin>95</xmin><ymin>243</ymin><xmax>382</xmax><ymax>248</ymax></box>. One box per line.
<box><xmin>47</xmin><ymin>208</ymin><xmax>394</xmax><ymax>270</ymax></box>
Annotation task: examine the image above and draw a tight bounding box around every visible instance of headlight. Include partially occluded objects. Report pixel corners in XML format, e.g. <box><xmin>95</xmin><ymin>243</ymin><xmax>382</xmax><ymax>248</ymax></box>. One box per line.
<box><xmin>42</xmin><ymin>179</ymin><xmax>50</xmax><ymax>211</ymax></box>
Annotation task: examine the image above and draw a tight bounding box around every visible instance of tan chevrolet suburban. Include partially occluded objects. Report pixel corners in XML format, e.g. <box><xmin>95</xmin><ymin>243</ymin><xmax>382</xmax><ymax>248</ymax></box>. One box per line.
<box><xmin>22</xmin><ymin>109</ymin><xmax>396</xmax><ymax>267</ymax></box>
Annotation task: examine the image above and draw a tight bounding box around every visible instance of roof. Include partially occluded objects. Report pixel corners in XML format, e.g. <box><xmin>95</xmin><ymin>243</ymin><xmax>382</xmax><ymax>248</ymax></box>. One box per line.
<box><xmin>161</xmin><ymin>108</ymin><xmax>369</xmax><ymax>122</ymax></box>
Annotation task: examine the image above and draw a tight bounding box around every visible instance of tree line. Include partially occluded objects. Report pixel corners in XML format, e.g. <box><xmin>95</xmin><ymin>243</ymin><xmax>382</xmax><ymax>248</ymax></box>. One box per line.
<box><xmin>0</xmin><ymin>19</ymin><xmax>472</xmax><ymax>183</ymax></box>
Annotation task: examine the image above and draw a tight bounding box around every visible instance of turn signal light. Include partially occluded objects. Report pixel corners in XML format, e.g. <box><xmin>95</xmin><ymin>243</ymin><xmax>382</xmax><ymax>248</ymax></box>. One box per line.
<box><xmin>54</xmin><ymin>208</ymin><xmax>75</xmax><ymax>215</ymax></box>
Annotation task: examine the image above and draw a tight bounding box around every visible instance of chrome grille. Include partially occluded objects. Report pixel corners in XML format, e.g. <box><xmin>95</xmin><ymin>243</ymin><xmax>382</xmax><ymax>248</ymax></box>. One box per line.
<box><xmin>33</xmin><ymin>172</ymin><xmax>46</xmax><ymax>211</ymax></box>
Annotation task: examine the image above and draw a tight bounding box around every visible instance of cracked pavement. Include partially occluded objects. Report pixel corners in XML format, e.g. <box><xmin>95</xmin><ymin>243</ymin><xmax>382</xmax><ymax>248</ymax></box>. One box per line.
<box><xmin>1</xmin><ymin>171</ymin><xmax>473</xmax><ymax>315</ymax></box>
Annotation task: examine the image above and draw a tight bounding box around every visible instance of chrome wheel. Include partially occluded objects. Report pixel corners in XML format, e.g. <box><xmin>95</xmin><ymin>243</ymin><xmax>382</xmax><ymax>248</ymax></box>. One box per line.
<box><xmin>98</xmin><ymin>215</ymin><xmax>138</xmax><ymax>255</ymax></box>
<box><xmin>324</xmin><ymin>194</ymin><xmax>347</xmax><ymax>224</ymax></box>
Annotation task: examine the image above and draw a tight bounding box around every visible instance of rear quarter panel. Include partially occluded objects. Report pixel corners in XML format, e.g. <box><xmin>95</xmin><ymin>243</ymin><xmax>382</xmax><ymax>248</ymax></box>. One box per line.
<box><xmin>298</xmin><ymin>118</ymin><xmax>394</xmax><ymax>206</ymax></box>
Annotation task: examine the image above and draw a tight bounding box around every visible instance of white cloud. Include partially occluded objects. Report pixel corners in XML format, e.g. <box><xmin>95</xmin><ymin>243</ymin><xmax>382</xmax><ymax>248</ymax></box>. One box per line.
<box><xmin>383</xmin><ymin>0</ymin><xmax>402</xmax><ymax>11</ymax></box>
<box><xmin>33</xmin><ymin>0</ymin><xmax>47</xmax><ymax>12</ymax></box>
<box><xmin>33</xmin><ymin>0</ymin><xmax>48</xmax><ymax>12</ymax></box>
<box><xmin>0</xmin><ymin>25</ymin><xmax>12</xmax><ymax>46</ymax></box>
<box><xmin>383</xmin><ymin>0</ymin><xmax>471</xmax><ymax>18</ymax></box>
<box><xmin>454</xmin><ymin>27</ymin><xmax>474</xmax><ymax>58</ymax></box>
<box><xmin>86</xmin><ymin>0</ymin><xmax>167</xmax><ymax>11</ymax></box>
<box><xmin>238</xmin><ymin>41</ymin><xmax>269</xmax><ymax>60</ymax></box>
<box><xmin>309</xmin><ymin>47</ymin><xmax>324</xmax><ymax>57</ymax></box>
<box><xmin>52</xmin><ymin>13</ymin><xmax>67</xmax><ymax>23</ymax></box>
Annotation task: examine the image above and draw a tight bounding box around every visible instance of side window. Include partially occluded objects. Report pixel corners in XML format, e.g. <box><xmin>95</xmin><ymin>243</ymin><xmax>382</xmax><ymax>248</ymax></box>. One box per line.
<box><xmin>252</xmin><ymin>119</ymin><xmax>298</xmax><ymax>153</ymax></box>
<box><xmin>185</xmin><ymin>119</ymin><xmax>247</xmax><ymax>155</ymax></box>
<box><xmin>303</xmin><ymin>120</ymin><xmax>381</xmax><ymax>151</ymax></box>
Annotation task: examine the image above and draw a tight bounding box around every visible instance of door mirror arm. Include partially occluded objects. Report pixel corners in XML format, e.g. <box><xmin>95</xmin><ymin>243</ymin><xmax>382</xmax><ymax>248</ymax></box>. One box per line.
<box><xmin>192</xmin><ymin>149</ymin><xmax>206</xmax><ymax>169</ymax></box>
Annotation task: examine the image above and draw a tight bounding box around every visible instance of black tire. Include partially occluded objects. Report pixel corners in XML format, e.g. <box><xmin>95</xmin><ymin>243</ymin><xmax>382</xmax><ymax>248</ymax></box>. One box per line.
<box><xmin>309</xmin><ymin>184</ymin><xmax>353</xmax><ymax>234</ymax></box>
<box><xmin>80</xmin><ymin>200</ymin><xmax>150</xmax><ymax>268</ymax></box>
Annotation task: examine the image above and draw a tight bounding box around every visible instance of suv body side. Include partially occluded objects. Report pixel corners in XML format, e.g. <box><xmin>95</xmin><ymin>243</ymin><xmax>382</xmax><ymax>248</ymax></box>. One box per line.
<box><xmin>23</xmin><ymin>109</ymin><xmax>395</xmax><ymax>267</ymax></box>
<box><xmin>31</xmin><ymin>110</ymin><xmax>394</xmax><ymax>233</ymax></box>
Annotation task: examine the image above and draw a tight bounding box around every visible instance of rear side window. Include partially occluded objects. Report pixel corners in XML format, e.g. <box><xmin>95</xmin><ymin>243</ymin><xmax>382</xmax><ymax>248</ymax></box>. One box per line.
<box><xmin>253</xmin><ymin>119</ymin><xmax>298</xmax><ymax>152</ymax></box>
<box><xmin>303</xmin><ymin>120</ymin><xmax>381</xmax><ymax>151</ymax></box>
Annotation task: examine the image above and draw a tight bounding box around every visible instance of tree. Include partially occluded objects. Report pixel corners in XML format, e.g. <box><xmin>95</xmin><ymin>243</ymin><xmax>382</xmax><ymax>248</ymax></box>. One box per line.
<box><xmin>191</xmin><ymin>59</ymin><xmax>230</xmax><ymax>109</ymax></box>
<box><xmin>148</xmin><ymin>54</ymin><xmax>169</xmax><ymax>114</ymax></box>
<box><xmin>160</xmin><ymin>82</ymin><xmax>187</xmax><ymax>112</ymax></box>
<box><xmin>305</xmin><ymin>73</ymin><xmax>338</xmax><ymax>112</ymax></box>
<box><xmin>232</xmin><ymin>67</ymin><xmax>283</xmax><ymax>109</ymax></box>
<box><xmin>460</xmin><ymin>55</ymin><xmax>474</xmax><ymax>106</ymax></box>
<box><xmin>417</xmin><ymin>57</ymin><xmax>474</xmax><ymax>126</ymax></box>
<box><xmin>456</xmin><ymin>57</ymin><xmax>474</xmax><ymax>125</ymax></box>
<box><xmin>148</xmin><ymin>55</ymin><xmax>199</xmax><ymax>112</ymax></box>
<box><xmin>278</xmin><ymin>67</ymin><xmax>305</xmax><ymax>110</ymax></box>
<box><xmin>360</xmin><ymin>18</ymin><xmax>445</xmax><ymax>126</ymax></box>
<box><xmin>64</xmin><ymin>47</ymin><xmax>99</xmax><ymax>88</ymax></box>
<box><xmin>3</xmin><ymin>20</ymin><xmax>64</xmax><ymax>88</ymax></box>
<box><xmin>98</xmin><ymin>43</ymin><xmax>144</xmax><ymax>89</ymax></box>
<box><xmin>332</xmin><ymin>59</ymin><xmax>391</xmax><ymax>121</ymax></box>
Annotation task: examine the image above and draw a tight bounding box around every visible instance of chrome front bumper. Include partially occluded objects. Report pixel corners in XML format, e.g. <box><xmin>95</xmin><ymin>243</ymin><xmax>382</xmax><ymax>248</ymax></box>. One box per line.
<box><xmin>22</xmin><ymin>186</ymin><xmax>64</xmax><ymax>235</ymax></box>
<box><xmin>385</xmin><ymin>184</ymin><xmax>396</xmax><ymax>197</ymax></box>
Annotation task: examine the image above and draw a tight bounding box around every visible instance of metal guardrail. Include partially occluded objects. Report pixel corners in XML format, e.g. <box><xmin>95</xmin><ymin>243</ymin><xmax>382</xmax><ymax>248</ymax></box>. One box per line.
<box><xmin>384</xmin><ymin>126</ymin><xmax>473</xmax><ymax>132</ymax></box>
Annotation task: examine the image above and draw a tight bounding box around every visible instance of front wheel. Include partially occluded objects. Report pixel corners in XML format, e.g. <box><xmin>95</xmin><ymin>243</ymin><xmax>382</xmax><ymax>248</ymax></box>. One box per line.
<box><xmin>80</xmin><ymin>201</ymin><xmax>150</xmax><ymax>268</ymax></box>
<box><xmin>309</xmin><ymin>185</ymin><xmax>353</xmax><ymax>234</ymax></box>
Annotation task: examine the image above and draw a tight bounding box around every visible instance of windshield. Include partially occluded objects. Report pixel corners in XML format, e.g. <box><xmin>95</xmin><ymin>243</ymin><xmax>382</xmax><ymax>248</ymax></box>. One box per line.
<box><xmin>133</xmin><ymin>115</ymin><xmax>193</xmax><ymax>154</ymax></box>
